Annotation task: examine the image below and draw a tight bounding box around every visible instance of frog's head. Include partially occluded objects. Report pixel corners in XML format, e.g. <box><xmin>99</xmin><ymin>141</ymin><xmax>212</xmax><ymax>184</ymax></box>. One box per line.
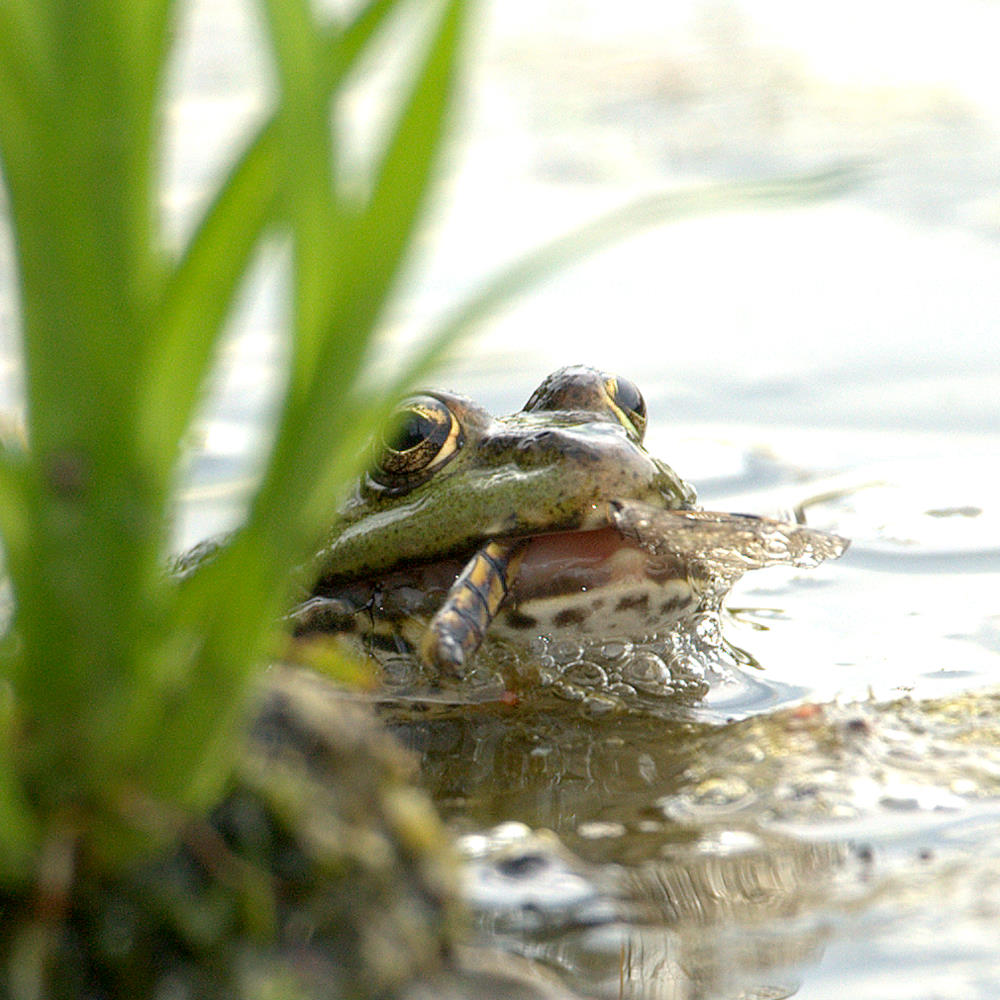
<box><xmin>314</xmin><ymin>366</ymin><xmax>695</xmax><ymax>585</ymax></box>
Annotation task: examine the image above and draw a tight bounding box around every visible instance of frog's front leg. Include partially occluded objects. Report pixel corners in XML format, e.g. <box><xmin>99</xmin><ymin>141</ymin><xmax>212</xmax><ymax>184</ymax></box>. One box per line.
<box><xmin>419</xmin><ymin>538</ymin><xmax>528</xmax><ymax>675</ymax></box>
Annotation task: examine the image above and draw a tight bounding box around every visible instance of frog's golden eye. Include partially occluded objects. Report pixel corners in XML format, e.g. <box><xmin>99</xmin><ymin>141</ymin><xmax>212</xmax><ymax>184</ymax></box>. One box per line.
<box><xmin>605</xmin><ymin>375</ymin><xmax>647</xmax><ymax>440</ymax></box>
<box><xmin>370</xmin><ymin>395</ymin><xmax>462</xmax><ymax>490</ymax></box>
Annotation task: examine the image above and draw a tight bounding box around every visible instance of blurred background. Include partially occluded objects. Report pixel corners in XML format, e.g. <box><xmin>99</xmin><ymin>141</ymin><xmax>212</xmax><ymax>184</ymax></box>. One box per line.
<box><xmin>125</xmin><ymin>0</ymin><xmax>1000</xmax><ymax>514</ymax></box>
<box><xmin>4</xmin><ymin>0</ymin><xmax>995</xmax><ymax>444</ymax></box>
<box><xmin>417</xmin><ymin>0</ymin><xmax>1000</xmax><ymax>435</ymax></box>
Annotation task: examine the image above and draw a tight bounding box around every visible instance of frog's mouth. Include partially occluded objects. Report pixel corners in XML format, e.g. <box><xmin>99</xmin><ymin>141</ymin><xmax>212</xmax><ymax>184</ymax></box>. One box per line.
<box><xmin>511</xmin><ymin>525</ymin><xmax>685</xmax><ymax>603</ymax></box>
<box><xmin>301</xmin><ymin>500</ymin><xmax>847</xmax><ymax>677</ymax></box>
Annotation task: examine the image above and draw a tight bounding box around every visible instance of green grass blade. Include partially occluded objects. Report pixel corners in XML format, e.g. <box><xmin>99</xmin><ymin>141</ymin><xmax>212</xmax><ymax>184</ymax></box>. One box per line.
<box><xmin>0</xmin><ymin>454</ymin><xmax>29</xmax><ymax>617</ymax></box>
<box><xmin>320</xmin><ymin>0</ymin><xmax>398</xmax><ymax>75</ymax></box>
<box><xmin>139</xmin><ymin>0</ymin><xmax>406</xmax><ymax>471</ymax></box>
<box><xmin>0</xmin><ymin>763</ymin><xmax>37</xmax><ymax>882</ymax></box>
<box><xmin>114</xmin><ymin>1</ymin><xmax>176</xmax><ymax>104</ymax></box>
<box><xmin>0</xmin><ymin>1</ymin><xmax>184</xmax><ymax>817</ymax></box>
<box><xmin>0</xmin><ymin>6</ymin><xmax>53</xmax><ymax>129</ymax></box>
<box><xmin>257</xmin><ymin>0</ymin><xmax>468</xmax><ymax>526</ymax></box>
<box><xmin>140</xmin><ymin>124</ymin><xmax>282</xmax><ymax>464</ymax></box>
<box><xmin>0</xmin><ymin>3</ymin><xmax>55</xmax><ymax>88</ymax></box>
<box><xmin>7</xmin><ymin>3</ymin><xmax>173</xmax><ymax>456</ymax></box>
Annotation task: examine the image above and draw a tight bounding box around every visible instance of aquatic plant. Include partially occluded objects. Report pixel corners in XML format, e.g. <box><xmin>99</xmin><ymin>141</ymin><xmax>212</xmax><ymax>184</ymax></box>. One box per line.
<box><xmin>0</xmin><ymin>0</ymin><xmax>475</xmax><ymax>986</ymax></box>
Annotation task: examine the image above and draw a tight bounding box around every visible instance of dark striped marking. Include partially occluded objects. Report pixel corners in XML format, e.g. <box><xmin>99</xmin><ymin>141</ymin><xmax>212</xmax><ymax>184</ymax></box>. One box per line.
<box><xmin>420</xmin><ymin>538</ymin><xmax>528</xmax><ymax>673</ymax></box>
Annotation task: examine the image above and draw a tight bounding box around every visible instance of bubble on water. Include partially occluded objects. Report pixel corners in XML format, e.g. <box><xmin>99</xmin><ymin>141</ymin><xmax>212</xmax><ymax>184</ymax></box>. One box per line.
<box><xmin>600</xmin><ymin>640</ymin><xmax>632</xmax><ymax>661</ymax></box>
<box><xmin>582</xmin><ymin>692</ymin><xmax>621</xmax><ymax>716</ymax></box>
<box><xmin>674</xmin><ymin>671</ymin><xmax>710</xmax><ymax>700</ymax></box>
<box><xmin>461</xmin><ymin>661</ymin><xmax>508</xmax><ymax>692</ymax></box>
<box><xmin>664</xmin><ymin>631</ymin><xmax>708</xmax><ymax>681</ymax></box>
<box><xmin>475</xmin><ymin>607</ymin><xmax>750</xmax><ymax>708</ymax></box>
<box><xmin>561</xmin><ymin>659</ymin><xmax>609</xmax><ymax>689</ymax></box>
<box><xmin>553</xmin><ymin>680</ymin><xmax>586</xmax><ymax>702</ymax></box>
<box><xmin>763</xmin><ymin>528</ymin><xmax>792</xmax><ymax>558</ymax></box>
<box><xmin>693</xmin><ymin>612</ymin><xmax>723</xmax><ymax>648</ymax></box>
<box><xmin>536</xmin><ymin>657</ymin><xmax>559</xmax><ymax>685</ymax></box>
<box><xmin>608</xmin><ymin>682</ymin><xmax>638</xmax><ymax>701</ymax></box>
<box><xmin>551</xmin><ymin>639</ymin><xmax>584</xmax><ymax>664</ymax></box>
<box><xmin>621</xmin><ymin>650</ymin><xmax>672</xmax><ymax>695</ymax></box>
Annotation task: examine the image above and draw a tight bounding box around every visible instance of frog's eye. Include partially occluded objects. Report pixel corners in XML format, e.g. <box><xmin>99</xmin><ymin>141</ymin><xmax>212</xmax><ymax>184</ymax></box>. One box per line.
<box><xmin>370</xmin><ymin>395</ymin><xmax>462</xmax><ymax>489</ymax></box>
<box><xmin>605</xmin><ymin>375</ymin><xmax>647</xmax><ymax>440</ymax></box>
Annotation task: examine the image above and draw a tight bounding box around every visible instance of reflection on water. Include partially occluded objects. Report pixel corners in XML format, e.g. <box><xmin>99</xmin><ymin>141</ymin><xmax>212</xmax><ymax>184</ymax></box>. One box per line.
<box><xmin>389</xmin><ymin>703</ymin><xmax>843</xmax><ymax>998</ymax></box>
<box><xmin>381</xmin><ymin>682</ymin><xmax>1000</xmax><ymax>998</ymax></box>
<box><xmin>463</xmin><ymin>828</ymin><xmax>839</xmax><ymax>1000</ymax></box>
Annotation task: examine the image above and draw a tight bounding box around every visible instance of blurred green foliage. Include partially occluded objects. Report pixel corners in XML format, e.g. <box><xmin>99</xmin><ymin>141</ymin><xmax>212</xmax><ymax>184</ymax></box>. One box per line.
<box><xmin>0</xmin><ymin>0</ymin><xmax>472</xmax><ymax>887</ymax></box>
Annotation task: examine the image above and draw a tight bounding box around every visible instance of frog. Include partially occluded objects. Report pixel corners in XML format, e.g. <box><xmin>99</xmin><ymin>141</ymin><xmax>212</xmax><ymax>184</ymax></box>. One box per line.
<box><xmin>293</xmin><ymin>366</ymin><xmax>848</xmax><ymax>691</ymax></box>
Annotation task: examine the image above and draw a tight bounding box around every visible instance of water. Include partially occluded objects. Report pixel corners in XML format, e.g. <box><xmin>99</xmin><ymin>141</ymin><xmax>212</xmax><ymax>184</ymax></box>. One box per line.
<box><xmin>5</xmin><ymin>1</ymin><xmax>1000</xmax><ymax>996</ymax></box>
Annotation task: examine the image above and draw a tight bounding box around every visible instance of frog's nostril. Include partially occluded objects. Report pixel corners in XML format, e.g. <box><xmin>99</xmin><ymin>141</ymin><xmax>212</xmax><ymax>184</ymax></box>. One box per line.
<box><xmin>516</xmin><ymin>431</ymin><xmax>552</xmax><ymax>452</ymax></box>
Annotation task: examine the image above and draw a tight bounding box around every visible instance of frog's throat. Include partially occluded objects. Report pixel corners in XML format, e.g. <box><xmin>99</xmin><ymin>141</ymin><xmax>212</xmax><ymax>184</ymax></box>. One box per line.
<box><xmin>419</xmin><ymin>524</ymin><xmax>689</xmax><ymax>673</ymax></box>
